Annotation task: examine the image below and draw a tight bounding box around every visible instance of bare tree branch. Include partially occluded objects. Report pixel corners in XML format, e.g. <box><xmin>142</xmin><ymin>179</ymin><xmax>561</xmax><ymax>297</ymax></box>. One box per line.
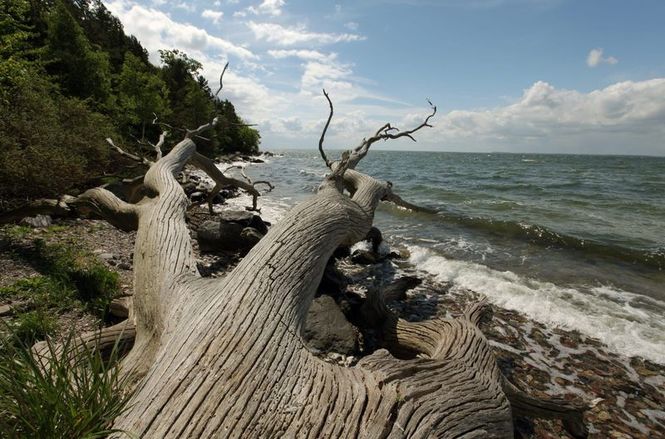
<box><xmin>318</xmin><ymin>89</ymin><xmax>334</xmax><ymax>168</ymax></box>
<box><xmin>345</xmin><ymin>99</ymin><xmax>437</xmax><ymax>169</ymax></box>
<box><xmin>214</xmin><ymin>62</ymin><xmax>229</xmax><ymax>99</ymax></box>
<box><xmin>383</xmin><ymin>190</ymin><xmax>436</xmax><ymax>214</ymax></box>
<box><xmin>153</xmin><ymin>131</ymin><xmax>168</xmax><ymax>160</ymax></box>
<box><xmin>106</xmin><ymin>138</ymin><xmax>153</xmax><ymax>166</ymax></box>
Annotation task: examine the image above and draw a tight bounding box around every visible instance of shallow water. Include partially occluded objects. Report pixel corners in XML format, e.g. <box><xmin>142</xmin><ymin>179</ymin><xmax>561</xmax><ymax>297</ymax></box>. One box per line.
<box><xmin>218</xmin><ymin>150</ymin><xmax>665</xmax><ymax>364</ymax></box>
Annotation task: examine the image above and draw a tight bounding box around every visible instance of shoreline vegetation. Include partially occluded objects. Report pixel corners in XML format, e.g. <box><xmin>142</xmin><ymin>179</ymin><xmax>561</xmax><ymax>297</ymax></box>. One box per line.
<box><xmin>1</xmin><ymin>0</ymin><xmax>260</xmax><ymax>210</ymax></box>
<box><xmin>1</xmin><ymin>154</ymin><xmax>663</xmax><ymax>438</ymax></box>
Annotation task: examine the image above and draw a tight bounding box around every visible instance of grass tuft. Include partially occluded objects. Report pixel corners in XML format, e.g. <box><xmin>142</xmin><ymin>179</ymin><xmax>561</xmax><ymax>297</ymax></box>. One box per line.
<box><xmin>0</xmin><ymin>329</ymin><xmax>132</xmax><ymax>438</ymax></box>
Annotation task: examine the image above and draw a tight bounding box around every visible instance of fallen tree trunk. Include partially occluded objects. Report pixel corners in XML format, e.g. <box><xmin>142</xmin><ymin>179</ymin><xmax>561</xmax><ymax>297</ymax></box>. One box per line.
<box><xmin>31</xmin><ymin>81</ymin><xmax>587</xmax><ymax>437</ymax></box>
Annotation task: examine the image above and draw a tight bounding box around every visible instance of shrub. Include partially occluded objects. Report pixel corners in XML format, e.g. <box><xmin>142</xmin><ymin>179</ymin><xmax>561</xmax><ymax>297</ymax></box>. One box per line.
<box><xmin>0</xmin><ymin>70</ymin><xmax>116</xmax><ymax>200</ymax></box>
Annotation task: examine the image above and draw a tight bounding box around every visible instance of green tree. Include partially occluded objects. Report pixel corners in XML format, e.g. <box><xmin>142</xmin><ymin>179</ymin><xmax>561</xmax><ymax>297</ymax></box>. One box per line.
<box><xmin>0</xmin><ymin>74</ymin><xmax>116</xmax><ymax>200</ymax></box>
<box><xmin>43</xmin><ymin>0</ymin><xmax>112</xmax><ymax>107</ymax></box>
<box><xmin>158</xmin><ymin>49</ymin><xmax>216</xmax><ymax>152</ymax></box>
<box><xmin>0</xmin><ymin>0</ymin><xmax>34</xmax><ymax>98</ymax></box>
<box><xmin>118</xmin><ymin>53</ymin><xmax>170</xmax><ymax>140</ymax></box>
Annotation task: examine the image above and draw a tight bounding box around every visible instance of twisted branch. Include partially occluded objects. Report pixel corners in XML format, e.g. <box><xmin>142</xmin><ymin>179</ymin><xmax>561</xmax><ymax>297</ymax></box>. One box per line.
<box><xmin>318</xmin><ymin>89</ymin><xmax>334</xmax><ymax>168</ymax></box>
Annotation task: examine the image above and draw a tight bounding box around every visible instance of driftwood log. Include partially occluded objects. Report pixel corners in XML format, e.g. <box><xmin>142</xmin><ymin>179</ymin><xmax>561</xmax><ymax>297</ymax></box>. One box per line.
<box><xmin>27</xmin><ymin>78</ymin><xmax>587</xmax><ymax>437</ymax></box>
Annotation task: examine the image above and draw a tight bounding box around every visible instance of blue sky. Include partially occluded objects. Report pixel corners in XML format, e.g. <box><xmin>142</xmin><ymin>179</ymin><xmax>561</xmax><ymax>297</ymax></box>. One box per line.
<box><xmin>105</xmin><ymin>0</ymin><xmax>665</xmax><ymax>155</ymax></box>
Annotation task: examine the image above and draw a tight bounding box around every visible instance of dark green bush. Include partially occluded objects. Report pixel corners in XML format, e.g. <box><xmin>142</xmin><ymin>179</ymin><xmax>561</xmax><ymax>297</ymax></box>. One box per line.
<box><xmin>0</xmin><ymin>74</ymin><xmax>116</xmax><ymax>200</ymax></box>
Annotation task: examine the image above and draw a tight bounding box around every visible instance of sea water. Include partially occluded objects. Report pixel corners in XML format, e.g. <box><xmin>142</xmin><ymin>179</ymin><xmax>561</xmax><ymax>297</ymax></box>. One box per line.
<box><xmin>218</xmin><ymin>150</ymin><xmax>665</xmax><ymax>364</ymax></box>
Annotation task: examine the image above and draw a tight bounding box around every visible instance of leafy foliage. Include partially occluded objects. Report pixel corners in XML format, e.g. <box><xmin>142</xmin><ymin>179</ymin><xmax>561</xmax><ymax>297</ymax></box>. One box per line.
<box><xmin>0</xmin><ymin>73</ymin><xmax>115</xmax><ymax>199</ymax></box>
<box><xmin>118</xmin><ymin>53</ymin><xmax>170</xmax><ymax>139</ymax></box>
<box><xmin>44</xmin><ymin>0</ymin><xmax>112</xmax><ymax>107</ymax></box>
<box><xmin>0</xmin><ymin>0</ymin><xmax>261</xmax><ymax>206</ymax></box>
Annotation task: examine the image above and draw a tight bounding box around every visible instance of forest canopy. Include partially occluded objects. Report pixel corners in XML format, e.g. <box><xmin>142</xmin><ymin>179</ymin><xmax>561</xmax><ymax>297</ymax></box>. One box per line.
<box><xmin>0</xmin><ymin>0</ymin><xmax>260</xmax><ymax>205</ymax></box>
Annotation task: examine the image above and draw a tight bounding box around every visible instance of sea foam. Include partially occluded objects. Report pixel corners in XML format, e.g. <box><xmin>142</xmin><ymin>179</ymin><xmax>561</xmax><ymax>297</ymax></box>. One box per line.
<box><xmin>408</xmin><ymin>245</ymin><xmax>665</xmax><ymax>364</ymax></box>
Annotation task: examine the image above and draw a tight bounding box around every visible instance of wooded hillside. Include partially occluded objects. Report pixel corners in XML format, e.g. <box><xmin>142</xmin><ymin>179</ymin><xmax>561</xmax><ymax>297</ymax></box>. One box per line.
<box><xmin>0</xmin><ymin>0</ymin><xmax>260</xmax><ymax>205</ymax></box>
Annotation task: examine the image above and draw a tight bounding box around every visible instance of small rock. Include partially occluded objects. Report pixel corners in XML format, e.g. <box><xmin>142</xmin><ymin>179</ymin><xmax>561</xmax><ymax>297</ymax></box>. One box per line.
<box><xmin>118</xmin><ymin>262</ymin><xmax>132</xmax><ymax>270</ymax></box>
<box><xmin>21</xmin><ymin>214</ymin><xmax>51</xmax><ymax>228</ymax></box>
<box><xmin>182</xmin><ymin>181</ymin><xmax>197</xmax><ymax>195</ymax></box>
<box><xmin>99</xmin><ymin>253</ymin><xmax>115</xmax><ymax>261</ymax></box>
<box><xmin>351</xmin><ymin>250</ymin><xmax>378</xmax><ymax>265</ymax></box>
<box><xmin>196</xmin><ymin>211</ymin><xmax>268</xmax><ymax>252</ymax></box>
<box><xmin>365</xmin><ymin>227</ymin><xmax>383</xmax><ymax>253</ymax></box>
<box><xmin>211</xmin><ymin>193</ymin><xmax>225</xmax><ymax>205</ymax></box>
<box><xmin>190</xmin><ymin>191</ymin><xmax>205</xmax><ymax>203</ymax></box>
<box><xmin>240</xmin><ymin>227</ymin><xmax>264</xmax><ymax>246</ymax></box>
<box><xmin>382</xmin><ymin>276</ymin><xmax>422</xmax><ymax>302</ymax></box>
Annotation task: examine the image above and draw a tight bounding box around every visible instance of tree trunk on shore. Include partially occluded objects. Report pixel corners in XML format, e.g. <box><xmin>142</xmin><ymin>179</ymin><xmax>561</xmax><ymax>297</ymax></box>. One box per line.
<box><xmin>31</xmin><ymin>85</ymin><xmax>587</xmax><ymax>437</ymax></box>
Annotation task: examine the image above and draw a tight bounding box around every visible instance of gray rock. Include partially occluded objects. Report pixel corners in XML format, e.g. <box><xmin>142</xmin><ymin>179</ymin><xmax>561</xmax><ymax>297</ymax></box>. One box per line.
<box><xmin>182</xmin><ymin>181</ymin><xmax>197</xmax><ymax>195</ymax></box>
<box><xmin>218</xmin><ymin>210</ymin><xmax>268</xmax><ymax>234</ymax></box>
<box><xmin>351</xmin><ymin>250</ymin><xmax>378</xmax><ymax>265</ymax></box>
<box><xmin>304</xmin><ymin>295</ymin><xmax>357</xmax><ymax>355</ymax></box>
<box><xmin>240</xmin><ymin>227</ymin><xmax>264</xmax><ymax>246</ymax></box>
<box><xmin>21</xmin><ymin>214</ymin><xmax>51</xmax><ymax>228</ymax></box>
<box><xmin>197</xmin><ymin>220</ymin><xmax>245</xmax><ymax>252</ymax></box>
<box><xmin>365</xmin><ymin>227</ymin><xmax>383</xmax><ymax>253</ymax></box>
<box><xmin>196</xmin><ymin>211</ymin><xmax>269</xmax><ymax>252</ymax></box>
<box><xmin>190</xmin><ymin>191</ymin><xmax>205</xmax><ymax>203</ymax></box>
<box><xmin>0</xmin><ymin>304</ymin><xmax>14</xmax><ymax>317</ymax></box>
<box><xmin>383</xmin><ymin>276</ymin><xmax>422</xmax><ymax>302</ymax></box>
<box><xmin>211</xmin><ymin>193</ymin><xmax>225</xmax><ymax>205</ymax></box>
<box><xmin>99</xmin><ymin>253</ymin><xmax>115</xmax><ymax>261</ymax></box>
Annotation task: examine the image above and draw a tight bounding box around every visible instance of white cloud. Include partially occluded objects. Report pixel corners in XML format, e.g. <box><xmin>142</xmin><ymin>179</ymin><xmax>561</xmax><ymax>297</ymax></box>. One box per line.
<box><xmin>427</xmin><ymin>79</ymin><xmax>665</xmax><ymax>153</ymax></box>
<box><xmin>174</xmin><ymin>2</ymin><xmax>196</xmax><ymax>13</ymax></box>
<box><xmin>586</xmin><ymin>48</ymin><xmax>618</xmax><ymax>67</ymax></box>
<box><xmin>300</xmin><ymin>61</ymin><xmax>353</xmax><ymax>94</ymax></box>
<box><xmin>247</xmin><ymin>21</ymin><xmax>365</xmax><ymax>46</ymax></box>
<box><xmin>345</xmin><ymin>21</ymin><xmax>359</xmax><ymax>31</ymax></box>
<box><xmin>247</xmin><ymin>0</ymin><xmax>285</xmax><ymax>16</ymax></box>
<box><xmin>105</xmin><ymin>1</ymin><xmax>256</xmax><ymax>61</ymax></box>
<box><xmin>201</xmin><ymin>9</ymin><xmax>224</xmax><ymax>24</ymax></box>
<box><xmin>268</xmin><ymin>49</ymin><xmax>337</xmax><ymax>62</ymax></box>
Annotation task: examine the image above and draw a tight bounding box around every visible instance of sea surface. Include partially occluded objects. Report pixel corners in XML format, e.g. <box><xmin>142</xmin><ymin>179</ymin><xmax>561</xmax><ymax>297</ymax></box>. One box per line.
<box><xmin>219</xmin><ymin>150</ymin><xmax>665</xmax><ymax>364</ymax></box>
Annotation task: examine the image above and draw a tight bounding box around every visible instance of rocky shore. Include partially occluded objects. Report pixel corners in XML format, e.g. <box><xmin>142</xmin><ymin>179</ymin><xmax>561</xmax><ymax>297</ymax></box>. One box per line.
<box><xmin>1</xmin><ymin>155</ymin><xmax>664</xmax><ymax>438</ymax></box>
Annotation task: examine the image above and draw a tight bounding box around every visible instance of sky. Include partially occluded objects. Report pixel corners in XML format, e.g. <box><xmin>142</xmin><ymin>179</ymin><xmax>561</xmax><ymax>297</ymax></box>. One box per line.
<box><xmin>104</xmin><ymin>0</ymin><xmax>665</xmax><ymax>155</ymax></box>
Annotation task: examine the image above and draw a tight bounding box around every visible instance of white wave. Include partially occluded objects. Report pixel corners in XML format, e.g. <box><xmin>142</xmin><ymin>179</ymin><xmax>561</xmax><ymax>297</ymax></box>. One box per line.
<box><xmin>407</xmin><ymin>245</ymin><xmax>665</xmax><ymax>364</ymax></box>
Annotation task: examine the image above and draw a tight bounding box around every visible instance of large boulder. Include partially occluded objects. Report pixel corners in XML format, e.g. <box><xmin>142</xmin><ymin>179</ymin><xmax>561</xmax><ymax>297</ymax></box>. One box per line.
<box><xmin>304</xmin><ymin>295</ymin><xmax>358</xmax><ymax>355</ymax></box>
<box><xmin>196</xmin><ymin>210</ymin><xmax>268</xmax><ymax>252</ymax></box>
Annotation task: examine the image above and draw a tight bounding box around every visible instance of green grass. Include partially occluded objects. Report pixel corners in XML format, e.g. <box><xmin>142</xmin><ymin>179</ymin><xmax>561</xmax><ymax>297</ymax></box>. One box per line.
<box><xmin>0</xmin><ymin>232</ymin><xmax>131</xmax><ymax>437</ymax></box>
<box><xmin>3</xmin><ymin>309</ymin><xmax>59</xmax><ymax>349</ymax></box>
<box><xmin>3</xmin><ymin>225</ymin><xmax>32</xmax><ymax>240</ymax></box>
<box><xmin>0</xmin><ymin>330</ymin><xmax>132</xmax><ymax>438</ymax></box>
<box><xmin>0</xmin><ymin>239</ymin><xmax>120</xmax><ymax>346</ymax></box>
